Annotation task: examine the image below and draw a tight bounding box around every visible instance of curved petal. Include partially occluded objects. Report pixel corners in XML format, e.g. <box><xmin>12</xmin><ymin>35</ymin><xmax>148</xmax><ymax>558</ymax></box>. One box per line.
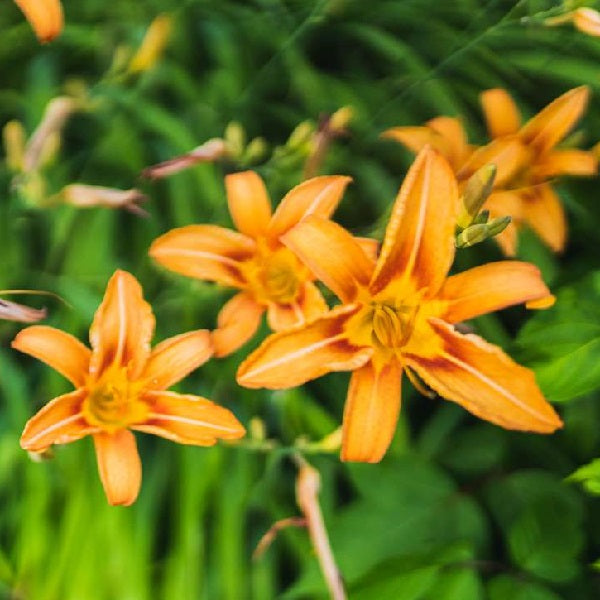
<box><xmin>237</xmin><ymin>305</ymin><xmax>373</xmax><ymax>389</ymax></box>
<box><xmin>212</xmin><ymin>292</ymin><xmax>264</xmax><ymax>358</ymax></box>
<box><xmin>20</xmin><ymin>389</ymin><xmax>94</xmax><ymax>452</ymax></box>
<box><xmin>266</xmin><ymin>281</ymin><xmax>328</xmax><ymax>331</ymax></box>
<box><xmin>14</xmin><ymin>0</ymin><xmax>63</xmax><ymax>43</ymax></box>
<box><xmin>282</xmin><ymin>216</ymin><xmax>374</xmax><ymax>303</ymax></box>
<box><xmin>89</xmin><ymin>271</ymin><xmax>155</xmax><ymax>379</ymax></box>
<box><xmin>523</xmin><ymin>184</ymin><xmax>566</xmax><ymax>252</ymax></box>
<box><xmin>404</xmin><ymin>319</ymin><xmax>562</xmax><ymax>433</ymax></box>
<box><xmin>149</xmin><ymin>225</ymin><xmax>256</xmax><ymax>287</ymax></box>
<box><xmin>370</xmin><ymin>147</ymin><xmax>459</xmax><ymax>297</ymax></box>
<box><xmin>427</xmin><ymin>116</ymin><xmax>471</xmax><ymax>168</ymax></box>
<box><xmin>341</xmin><ymin>360</ymin><xmax>402</xmax><ymax>463</ymax></box>
<box><xmin>574</xmin><ymin>8</ymin><xmax>600</xmax><ymax>36</ymax></box>
<box><xmin>267</xmin><ymin>175</ymin><xmax>352</xmax><ymax>238</ymax></box>
<box><xmin>480</xmin><ymin>89</ymin><xmax>522</xmax><ymax>138</ymax></box>
<box><xmin>381</xmin><ymin>126</ymin><xmax>454</xmax><ymax>161</ymax></box>
<box><xmin>532</xmin><ymin>149</ymin><xmax>597</xmax><ymax>179</ymax></box>
<box><xmin>520</xmin><ymin>87</ymin><xmax>589</xmax><ymax>154</ymax></box>
<box><xmin>440</xmin><ymin>261</ymin><xmax>551</xmax><ymax>323</ymax></box>
<box><xmin>134</xmin><ymin>391</ymin><xmax>245</xmax><ymax>445</ymax></box>
<box><xmin>93</xmin><ymin>430</ymin><xmax>142</xmax><ymax>506</ymax></box>
<box><xmin>12</xmin><ymin>325</ymin><xmax>90</xmax><ymax>387</ymax></box>
<box><xmin>0</xmin><ymin>299</ymin><xmax>46</xmax><ymax>323</ymax></box>
<box><xmin>142</xmin><ymin>330</ymin><xmax>213</xmax><ymax>390</ymax></box>
<box><xmin>225</xmin><ymin>171</ymin><xmax>272</xmax><ymax>238</ymax></box>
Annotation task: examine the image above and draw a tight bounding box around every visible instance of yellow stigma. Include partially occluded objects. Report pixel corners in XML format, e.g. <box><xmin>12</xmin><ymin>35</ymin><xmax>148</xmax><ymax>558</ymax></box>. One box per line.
<box><xmin>83</xmin><ymin>366</ymin><xmax>148</xmax><ymax>432</ymax></box>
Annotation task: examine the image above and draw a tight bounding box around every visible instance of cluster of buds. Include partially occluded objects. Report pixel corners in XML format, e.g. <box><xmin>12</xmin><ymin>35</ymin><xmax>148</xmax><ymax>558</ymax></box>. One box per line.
<box><xmin>455</xmin><ymin>164</ymin><xmax>511</xmax><ymax>248</ymax></box>
<box><xmin>543</xmin><ymin>3</ymin><xmax>600</xmax><ymax>37</ymax></box>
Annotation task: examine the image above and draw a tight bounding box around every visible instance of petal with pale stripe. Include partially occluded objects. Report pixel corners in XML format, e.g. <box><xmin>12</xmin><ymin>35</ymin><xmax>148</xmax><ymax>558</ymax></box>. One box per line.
<box><xmin>142</xmin><ymin>330</ymin><xmax>213</xmax><ymax>390</ymax></box>
<box><xmin>134</xmin><ymin>391</ymin><xmax>245</xmax><ymax>445</ymax></box>
<box><xmin>212</xmin><ymin>292</ymin><xmax>264</xmax><ymax>358</ymax></box>
<box><xmin>12</xmin><ymin>325</ymin><xmax>90</xmax><ymax>386</ymax></box>
<box><xmin>267</xmin><ymin>175</ymin><xmax>352</xmax><ymax>238</ymax></box>
<box><xmin>341</xmin><ymin>360</ymin><xmax>402</xmax><ymax>463</ymax></box>
<box><xmin>89</xmin><ymin>270</ymin><xmax>155</xmax><ymax>378</ymax></box>
<box><xmin>237</xmin><ymin>305</ymin><xmax>373</xmax><ymax>389</ymax></box>
<box><xmin>94</xmin><ymin>430</ymin><xmax>142</xmax><ymax>506</ymax></box>
<box><xmin>405</xmin><ymin>319</ymin><xmax>562</xmax><ymax>433</ymax></box>
<box><xmin>149</xmin><ymin>225</ymin><xmax>256</xmax><ymax>287</ymax></box>
<box><xmin>21</xmin><ymin>389</ymin><xmax>94</xmax><ymax>452</ymax></box>
<box><xmin>440</xmin><ymin>261</ymin><xmax>551</xmax><ymax>323</ymax></box>
<box><xmin>523</xmin><ymin>184</ymin><xmax>566</xmax><ymax>252</ymax></box>
<box><xmin>532</xmin><ymin>149</ymin><xmax>597</xmax><ymax>179</ymax></box>
<box><xmin>370</xmin><ymin>147</ymin><xmax>459</xmax><ymax>297</ymax></box>
<box><xmin>520</xmin><ymin>87</ymin><xmax>589</xmax><ymax>154</ymax></box>
<box><xmin>381</xmin><ymin>126</ymin><xmax>454</xmax><ymax>163</ymax></box>
<box><xmin>427</xmin><ymin>116</ymin><xmax>471</xmax><ymax>168</ymax></box>
<box><xmin>266</xmin><ymin>281</ymin><xmax>328</xmax><ymax>331</ymax></box>
<box><xmin>225</xmin><ymin>171</ymin><xmax>272</xmax><ymax>238</ymax></box>
<box><xmin>480</xmin><ymin>89</ymin><xmax>522</xmax><ymax>139</ymax></box>
<box><xmin>282</xmin><ymin>216</ymin><xmax>374</xmax><ymax>303</ymax></box>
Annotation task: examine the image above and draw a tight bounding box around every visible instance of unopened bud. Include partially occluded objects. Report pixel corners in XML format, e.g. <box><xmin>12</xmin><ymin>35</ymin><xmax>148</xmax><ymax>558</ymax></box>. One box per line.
<box><xmin>573</xmin><ymin>8</ymin><xmax>600</xmax><ymax>37</ymax></box>
<box><xmin>4</xmin><ymin>121</ymin><xmax>26</xmax><ymax>171</ymax></box>
<box><xmin>287</xmin><ymin>121</ymin><xmax>314</xmax><ymax>150</ymax></box>
<box><xmin>243</xmin><ymin>137</ymin><xmax>268</xmax><ymax>163</ymax></box>
<box><xmin>14</xmin><ymin>0</ymin><xmax>63</xmax><ymax>43</ymax></box>
<box><xmin>225</xmin><ymin>122</ymin><xmax>246</xmax><ymax>158</ymax></box>
<box><xmin>329</xmin><ymin>106</ymin><xmax>354</xmax><ymax>133</ymax></box>
<box><xmin>486</xmin><ymin>215</ymin><xmax>511</xmax><ymax>237</ymax></box>
<box><xmin>457</xmin><ymin>164</ymin><xmax>496</xmax><ymax>229</ymax></box>
<box><xmin>456</xmin><ymin>224</ymin><xmax>487</xmax><ymax>248</ymax></box>
<box><xmin>60</xmin><ymin>184</ymin><xmax>148</xmax><ymax>216</ymax></box>
<box><xmin>249</xmin><ymin>417</ymin><xmax>266</xmax><ymax>442</ymax></box>
<box><xmin>129</xmin><ymin>14</ymin><xmax>173</xmax><ymax>73</ymax></box>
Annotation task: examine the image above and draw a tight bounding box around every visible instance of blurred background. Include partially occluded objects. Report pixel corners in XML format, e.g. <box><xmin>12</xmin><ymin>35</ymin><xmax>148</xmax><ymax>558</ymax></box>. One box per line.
<box><xmin>2</xmin><ymin>0</ymin><xmax>600</xmax><ymax>598</ymax></box>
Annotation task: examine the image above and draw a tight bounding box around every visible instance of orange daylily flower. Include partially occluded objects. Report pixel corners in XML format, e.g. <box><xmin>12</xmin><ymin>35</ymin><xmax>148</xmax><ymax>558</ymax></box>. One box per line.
<box><xmin>237</xmin><ymin>148</ymin><xmax>561</xmax><ymax>463</ymax></box>
<box><xmin>14</xmin><ymin>270</ymin><xmax>245</xmax><ymax>506</ymax></box>
<box><xmin>13</xmin><ymin>0</ymin><xmax>63</xmax><ymax>43</ymax></box>
<box><xmin>149</xmin><ymin>171</ymin><xmax>352</xmax><ymax>357</ymax></box>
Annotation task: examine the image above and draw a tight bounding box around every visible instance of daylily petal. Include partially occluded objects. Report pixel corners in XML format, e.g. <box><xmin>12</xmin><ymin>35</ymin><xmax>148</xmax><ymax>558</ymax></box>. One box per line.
<box><xmin>519</xmin><ymin>86</ymin><xmax>589</xmax><ymax>154</ymax></box>
<box><xmin>574</xmin><ymin>8</ymin><xmax>600</xmax><ymax>37</ymax></box>
<box><xmin>149</xmin><ymin>225</ymin><xmax>255</xmax><ymax>287</ymax></box>
<box><xmin>341</xmin><ymin>360</ymin><xmax>402</xmax><ymax>463</ymax></box>
<box><xmin>266</xmin><ymin>281</ymin><xmax>328</xmax><ymax>331</ymax></box>
<box><xmin>142</xmin><ymin>330</ymin><xmax>212</xmax><ymax>390</ymax></box>
<box><xmin>370</xmin><ymin>147</ymin><xmax>459</xmax><ymax>297</ymax></box>
<box><xmin>93</xmin><ymin>430</ymin><xmax>142</xmax><ymax>506</ymax></box>
<box><xmin>212</xmin><ymin>292</ymin><xmax>264</xmax><ymax>358</ymax></box>
<box><xmin>355</xmin><ymin>237</ymin><xmax>379</xmax><ymax>262</ymax></box>
<box><xmin>0</xmin><ymin>298</ymin><xmax>46</xmax><ymax>323</ymax></box>
<box><xmin>440</xmin><ymin>261</ymin><xmax>551</xmax><ymax>323</ymax></box>
<box><xmin>89</xmin><ymin>271</ymin><xmax>155</xmax><ymax>378</ymax></box>
<box><xmin>20</xmin><ymin>389</ymin><xmax>94</xmax><ymax>452</ymax></box>
<box><xmin>427</xmin><ymin>116</ymin><xmax>471</xmax><ymax>167</ymax></box>
<box><xmin>523</xmin><ymin>184</ymin><xmax>566</xmax><ymax>252</ymax></box>
<box><xmin>267</xmin><ymin>175</ymin><xmax>352</xmax><ymax>238</ymax></box>
<box><xmin>12</xmin><ymin>325</ymin><xmax>90</xmax><ymax>387</ymax></box>
<box><xmin>282</xmin><ymin>216</ymin><xmax>374</xmax><ymax>303</ymax></box>
<box><xmin>225</xmin><ymin>171</ymin><xmax>272</xmax><ymax>238</ymax></box>
<box><xmin>381</xmin><ymin>125</ymin><xmax>455</xmax><ymax>161</ymax></box>
<box><xmin>14</xmin><ymin>0</ymin><xmax>63</xmax><ymax>43</ymax></box>
<box><xmin>134</xmin><ymin>391</ymin><xmax>245</xmax><ymax>445</ymax></box>
<box><xmin>532</xmin><ymin>149</ymin><xmax>597</xmax><ymax>179</ymax></box>
<box><xmin>237</xmin><ymin>306</ymin><xmax>373</xmax><ymax>389</ymax></box>
<box><xmin>457</xmin><ymin>137</ymin><xmax>529</xmax><ymax>188</ymax></box>
<box><xmin>480</xmin><ymin>89</ymin><xmax>522</xmax><ymax>138</ymax></box>
<box><xmin>405</xmin><ymin>319</ymin><xmax>562</xmax><ymax>433</ymax></box>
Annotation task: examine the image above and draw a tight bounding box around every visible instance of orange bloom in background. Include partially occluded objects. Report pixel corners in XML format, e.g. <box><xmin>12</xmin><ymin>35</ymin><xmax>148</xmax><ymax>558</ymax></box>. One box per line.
<box><xmin>383</xmin><ymin>87</ymin><xmax>597</xmax><ymax>256</ymax></box>
<box><xmin>238</xmin><ymin>148</ymin><xmax>562</xmax><ymax>463</ymax></box>
<box><xmin>14</xmin><ymin>270</ymin><xmax>245</xmax><ymax>506</ymax></box>
<box><xmin>13</xmin><ymin>0</ymin><xmax>63</xmax><ymax>43</ymax></box>
<box><xmin>573</xmin><ymin>8</ymin><xmax>600</xmax><ymax>37</ymax></box>
<box><xmin>149</xmin><ymin>171</ymin><xmax>352</xmax><ymax>358</ymax></box>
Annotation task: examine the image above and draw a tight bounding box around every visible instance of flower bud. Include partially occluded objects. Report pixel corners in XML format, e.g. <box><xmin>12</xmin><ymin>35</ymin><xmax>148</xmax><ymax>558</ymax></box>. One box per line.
<box><xmin>457</xmin><ymin>164</ymin><xmax>496</xmax><ymax>229</ymax></box>
<box><xmin>14</xmin><ymin>0</ymin><xmax>63</xmax><ymax>43</ymax></box>
<box><xmin>129</xmin><ymin>14</ymin><xmax>173</xmax><ymax>73</ymax></box>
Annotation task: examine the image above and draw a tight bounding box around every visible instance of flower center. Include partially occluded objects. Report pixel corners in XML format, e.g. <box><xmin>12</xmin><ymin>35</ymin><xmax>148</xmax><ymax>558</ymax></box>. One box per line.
<box><xmin>83</xmin><ymin>366</ymin><xmax>148</xmax><ymax>432</ymax></box>
<box><xmin>370</xmin><ymin>303</ymin><xmax>417</xmax><ymax>349</ymax></box>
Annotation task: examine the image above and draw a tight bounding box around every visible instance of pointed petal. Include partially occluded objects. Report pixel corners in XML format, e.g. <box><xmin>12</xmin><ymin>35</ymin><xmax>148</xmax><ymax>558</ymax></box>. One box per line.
<box><xmin>282</xmin><ymin>216</ymin><xmax>374</xmax><ymax>303</ymax></box>
<box><xmin>532</xmin><ymin>149</ymin><xmax>597</xmax><ymax>179</ymax></box>
<box><xmin>520</xmin><ymin>87</ymin><xmax>589</xmax><ymax>154</ymax></box>
<box><xmin>12</xmin><ymin>325</ymin><xmax>90</xmax><ymax>386</ymax></box>
<box><xmin>381</xmin><ymin>126</ymin><xmax>454</xmax><ymax>162</ymax></box>
<box><xmin>89</xmin><ymin>270</ymin><xmax>155</xmax><ymax>378</ymax></box>
<box><xmin>483</xmin><ymin>189</ymin><xmax>524</xmax><ymax>256</ymax></box>
<box><xmin>427</xmin><ymin>116</ymin><xmax>471</xmax><ymax>167</ymax></box>
<box><xmin>14</xmin><ymin>0</ymin><xmax>63</xmax><ymax>43</ymax></box>
<box><xmin>341</xmin><ymin>360</ymin><xmax>402</xmax><ymax>463</ymax></box>
<box><xmin>480</xmin><ymin>89</ymin><xmax>522</xmax><ymax>138</ymax></box>
<box><xmin>523</xmin><ymin>184</ymin><xmax>566</xmax><ymax>252</ymax></box>
<box><xmin>149</xmin><ymin>225</ymin><xmax>255</xmax><ymax>287</ymax></box>
<box><xmin>225</xmin><ymin>171</ymin><xmax>272</xmax><ymax>238</ymax></box>
<box><xmin>267</xmin><ymin>175</ymin><xmax>352</xmax><ymax>238</ymax></box>
<box><xmin>0</xmin><ymin>299</ymin><xmax>46</xmax><ymax>323</ymax></box>
<box><xmin>237</xmin><ymin>306</ymin><xmax>373</xmax><ymax>389</ymax></box>
<box><xmin>405</xmin><ymin>319</ymin><xmax>562</xmax><ymax>433</ymax></box>
<box><xmin>440</xmin><ymin>261</ymin><xmax>551</xmax><ymax>323</ymax></box>
<box><xmin>134</xmin><ymin>391</ymin><xmax>245</xmax><ymax>445</ymax></box>
<box><xmin>355</xmin><ymin>237</ymin><xmax>379</xmax><ymax>262</ymax></box>
<box><xmin>20</xmin><ymin>389</ymin><xmax>94</xmax><ymax>452</ymax></box>
<box><xmin>574</xmin><ymin>8</ymin><xmax>600</xmax><ymax>37</ymax></box>
<box><xmin>212</xmin><ymin>292</ymin><xmax>264</xmax><ymax>358</ymax></box>
<box><xmin>370</xmin><ymin>147</ymin><xmax>459</xmax><ymax>296</ymax></box>
<box><xmin>93</xmin><ymin>430</ymin><xmax>142</xmax><ymax>506</ymax></box>
<box><xmin>266</xmin><ymin>281</ymin><xmax>328</xmax><ymax>331</ymax></box>
<box><xmin>142</xmin><ymin>330</ymin><xmax>212</xmax><ymax>390</ymax></box>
